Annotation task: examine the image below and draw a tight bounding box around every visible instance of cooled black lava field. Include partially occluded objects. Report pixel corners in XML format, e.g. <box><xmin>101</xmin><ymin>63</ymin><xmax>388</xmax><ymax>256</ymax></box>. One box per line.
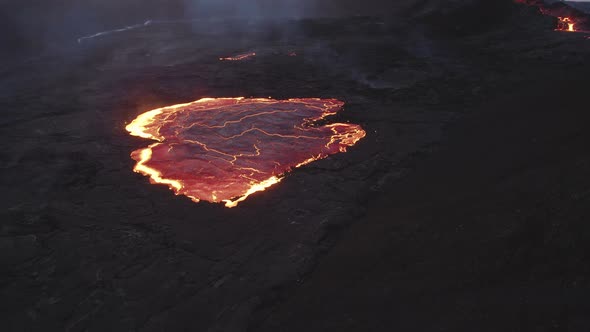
<box><xmin>2</xmin><ymin>1</ymin><xmax>590</xmax><ymax>331</ymax></box>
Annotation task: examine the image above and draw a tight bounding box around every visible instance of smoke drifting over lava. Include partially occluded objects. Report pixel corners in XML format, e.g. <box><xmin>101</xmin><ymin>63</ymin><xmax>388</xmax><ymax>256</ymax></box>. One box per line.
<box><xmin>3</xmin><ymin>0</ymin><xmax>398</xmax><ymax>55</ymax></box>
<box><xmin>183</xmin><ymin>0</ymin><xmax>309</xmax><ymax>19</ymax></box>
<box><xmin>4</xmin><ymin>0</ymin><xmax>524</xmax><ymax>56</ymax></box>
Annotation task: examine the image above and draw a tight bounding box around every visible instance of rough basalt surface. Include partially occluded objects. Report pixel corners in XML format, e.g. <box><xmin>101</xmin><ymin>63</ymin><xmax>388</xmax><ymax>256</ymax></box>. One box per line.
<box><xmin>2</xmin><ymin>1</ymin><xmax>590</xmax><ymax>331</ymax></box>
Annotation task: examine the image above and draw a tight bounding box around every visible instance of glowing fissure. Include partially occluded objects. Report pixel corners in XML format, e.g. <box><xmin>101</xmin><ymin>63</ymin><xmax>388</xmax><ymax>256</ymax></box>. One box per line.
<box><xmin>126</xmin><ymin>98</ymin><xmax>366</xmax><ymax>207</ymax></box>
<box><xmin>219</xmin><ymin>52</ymin><xmax>257</xmax><ymax>61</ymax></box>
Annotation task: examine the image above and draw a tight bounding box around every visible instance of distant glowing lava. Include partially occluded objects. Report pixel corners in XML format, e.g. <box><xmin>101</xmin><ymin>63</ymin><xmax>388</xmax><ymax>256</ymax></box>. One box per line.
<box><xmin>557</xmin><ymin>17</ymin><xmax>575</xmax><ymax>32</ymax></box>
<box><xmin>126</xmin><ymin>98</ymin><xmax>366</xmax><ymax>207</ymax></box>
<box><xmin>515</xmin><ymin>0</ymin><xmax>587</xmax><ymax>33</ymax></box>
<box><xmin>219</xmin><ymin>52</ymin><xmax>257</xmax><ymax>61</ymax></box>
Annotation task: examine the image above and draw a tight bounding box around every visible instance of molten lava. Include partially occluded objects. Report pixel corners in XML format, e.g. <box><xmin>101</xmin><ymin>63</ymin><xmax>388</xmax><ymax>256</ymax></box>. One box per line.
<box><xmin>126</xmin><ymin>98</ymin><xmax>366</xmax><ymax>207</ymax></box>
<box><xmin>515</xmin><ymin>0</ymin><xmax>588</xmax><ymax>32</ymax></box>
<box><xmin>557</xmin><ymin>17</ymin><xmax>575</xmax><ymax>32</ymax></box>
<box><xmin>219</xmin><ymin>52</ymin><xmax>257</xmax><ymax>61</ymax></box>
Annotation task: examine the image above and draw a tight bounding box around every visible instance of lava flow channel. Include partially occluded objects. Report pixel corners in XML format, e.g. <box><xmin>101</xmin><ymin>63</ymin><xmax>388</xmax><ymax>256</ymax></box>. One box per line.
<box><xmin>126</xmin><ymin>97</ymin><xmax>366</xmax><ymax>207</ymax></box>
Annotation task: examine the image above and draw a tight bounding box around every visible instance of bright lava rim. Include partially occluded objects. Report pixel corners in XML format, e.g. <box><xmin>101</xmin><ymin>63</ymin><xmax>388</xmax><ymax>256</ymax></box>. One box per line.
<box><xmin>126</xmin><ymin>97</ymin><xmax>366</xmax><ymax>207</ymax></box>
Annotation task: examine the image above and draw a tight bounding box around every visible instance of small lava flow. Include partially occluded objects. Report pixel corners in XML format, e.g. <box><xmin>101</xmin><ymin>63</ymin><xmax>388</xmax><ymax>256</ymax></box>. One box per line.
<box><xmin>219</xmin><ymin>52</ymin><xmax>257</xmax><ymax>61</ymax></box>
<box><xmin>557</xmin><ymin>16</ymin><xmax>575</xmax><ymax>32</ymax></box>
<box><xmin>126</xmin><ymin>97</ymin><xmax>366</xmax><ymax>207</ymax></box>
<box><xmin>515</xmin><ymin>0</ymin><xmax>589</xmax><ymax>32</ymax></box>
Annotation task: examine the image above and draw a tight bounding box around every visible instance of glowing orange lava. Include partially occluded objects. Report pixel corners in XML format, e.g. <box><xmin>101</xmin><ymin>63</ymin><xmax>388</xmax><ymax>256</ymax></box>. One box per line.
<box><xmin>557</xmin><ymin>17</ymin><xmax>576</xmax><ymax>32</ymax></box>
<box><xmin>515</xmin><ymin>0</ymin><xmax>586</xmax><ymax>33</ymax></box>
<box><xmin>219</xmin><ymin>52</ymin><xmax>257</xmax><ymax>61</ymax></box>
<box><xmin>126</xmin><ymin>98</ymin><xmax>366</xmax><ymax>207</ymax></box>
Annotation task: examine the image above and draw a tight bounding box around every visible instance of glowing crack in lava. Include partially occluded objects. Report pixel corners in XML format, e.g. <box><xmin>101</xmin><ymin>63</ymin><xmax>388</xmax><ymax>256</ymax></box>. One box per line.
<box><xmin>219</xmin><ymin>52</ymin><xmax>257</xmax><ymax>61</ymax></box>
<box><xmin>126</xmin><ymin>98</ymin><xmax>366</xmax><ymax>207</ymax></box>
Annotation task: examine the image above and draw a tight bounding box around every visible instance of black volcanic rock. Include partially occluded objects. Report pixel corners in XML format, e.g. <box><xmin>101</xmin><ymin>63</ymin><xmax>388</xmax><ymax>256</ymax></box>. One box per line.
<box><xmin>2</xmin><ymin>1</ymin><xmax>590</xmax><ymax>331</ymax></box>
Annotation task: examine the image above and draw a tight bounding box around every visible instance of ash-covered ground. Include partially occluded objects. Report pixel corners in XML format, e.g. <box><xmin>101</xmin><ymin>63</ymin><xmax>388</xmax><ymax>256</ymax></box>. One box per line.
<box><xmin>1</xmin><ymin>1</ymin><xmax>590</xmax><ymax>331</ymax></box>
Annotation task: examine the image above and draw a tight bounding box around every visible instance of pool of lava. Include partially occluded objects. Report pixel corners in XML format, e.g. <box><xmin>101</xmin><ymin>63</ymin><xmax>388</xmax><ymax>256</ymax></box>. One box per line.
<box><xmin>126</xmin><ymin>97</ymin><xmax>366</xmax><ymax>207</ymax></box>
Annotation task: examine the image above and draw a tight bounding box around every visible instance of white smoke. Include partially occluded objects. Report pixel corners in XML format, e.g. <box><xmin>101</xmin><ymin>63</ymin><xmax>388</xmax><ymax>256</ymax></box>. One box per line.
<box><xmin>183</xmin><ymin>0</ymin><xmax>309</xmax><ymax>19</ymax></box>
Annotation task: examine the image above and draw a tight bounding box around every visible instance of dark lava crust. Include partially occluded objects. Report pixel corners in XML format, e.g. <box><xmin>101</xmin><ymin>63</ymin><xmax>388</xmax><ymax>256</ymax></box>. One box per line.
<box><xmin>1</xmin><ymin>1</ymin><xmax>590</xmax><ymax>331</ymax></box>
